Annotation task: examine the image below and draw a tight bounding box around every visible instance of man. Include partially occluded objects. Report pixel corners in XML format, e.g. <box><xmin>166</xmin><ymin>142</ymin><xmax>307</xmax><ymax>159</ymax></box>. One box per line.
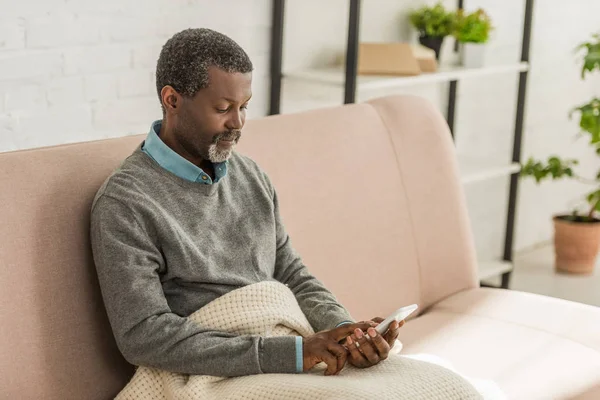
<box><xmin>90</xmin><ymin>28</ymin><xmax>404</xmax><ymax>378</ymax></box>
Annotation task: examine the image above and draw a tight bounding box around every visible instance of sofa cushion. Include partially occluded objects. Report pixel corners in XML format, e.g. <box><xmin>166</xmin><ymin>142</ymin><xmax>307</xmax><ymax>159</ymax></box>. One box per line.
<box><xmin>0</xmin><ymin>137</ymin><xmax>142</xmax><ymax>400</ymax></box>
<box><xmin>237</xmin><ymin>103</ymin><xmax>425</xmax><ymax>321</ymax></box>
<box><xmin>400</xmin><ymin>288</ymin><xmax>600</xmax><ymax>399</ymax></box>
<box><xmin>238</xmin><ymin>96</ymin><xmax>479</xmax><ymax>320</ymax></box>
<box><xmin>367</xmin><ymin>96</ymin><xmax>480</xmax><ymax>309</ymax></box>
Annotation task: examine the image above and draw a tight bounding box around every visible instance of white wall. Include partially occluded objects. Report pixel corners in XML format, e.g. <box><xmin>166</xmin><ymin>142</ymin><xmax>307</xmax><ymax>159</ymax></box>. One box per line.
<box><xmin>1</xmin><ymin>0</ymin><xmax>599</xmax><ymax>254</ymax></box>
<box><xmin>0</xmin><ymin>0</ymin><xmax>271</xmax><ymax>152</ymax></box>
<box><xmin>518</xmin><ymin>2</ymin><xmax>600</xmax><ymax>250</ymax></box>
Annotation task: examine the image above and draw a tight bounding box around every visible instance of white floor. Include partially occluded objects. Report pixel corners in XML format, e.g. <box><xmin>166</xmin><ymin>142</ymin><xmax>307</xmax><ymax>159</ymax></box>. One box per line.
<box><xmin>496</xmin><ymin>245</ymin><xmax>600</xmax><ymax>307</ymax></box>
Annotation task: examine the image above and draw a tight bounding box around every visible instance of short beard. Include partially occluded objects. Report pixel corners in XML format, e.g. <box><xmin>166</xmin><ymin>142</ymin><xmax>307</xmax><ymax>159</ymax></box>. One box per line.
<box><xmin>207</xmin><ymin>130</ymin><xmax>241</xmax><ymax>163</ymax></box>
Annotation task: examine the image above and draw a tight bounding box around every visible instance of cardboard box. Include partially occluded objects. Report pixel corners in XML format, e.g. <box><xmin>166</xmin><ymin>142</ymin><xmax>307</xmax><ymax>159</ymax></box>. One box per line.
<box><xmin>357</xmin><ymin>43</ymin><xmax>421</xmax><ymax>76</ymax></box>
<box><xmin>410</xmin><ymin>44</ymin><xmax>438</xmax><ymax>73</ymax></box>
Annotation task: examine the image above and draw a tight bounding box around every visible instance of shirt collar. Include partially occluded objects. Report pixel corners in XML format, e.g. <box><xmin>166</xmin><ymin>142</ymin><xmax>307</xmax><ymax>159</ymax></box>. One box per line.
<box><xmin>142</xmin><ymin>120</ymin><xmax>227</xmax><ymax>184</ymax></box>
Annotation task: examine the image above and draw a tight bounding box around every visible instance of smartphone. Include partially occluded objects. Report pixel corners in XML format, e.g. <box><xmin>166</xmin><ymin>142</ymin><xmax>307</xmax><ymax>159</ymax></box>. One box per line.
<box><xmin>374</xmin><ymin>304</ymin><xmax>418</xmax><ymax>334</ymax></box>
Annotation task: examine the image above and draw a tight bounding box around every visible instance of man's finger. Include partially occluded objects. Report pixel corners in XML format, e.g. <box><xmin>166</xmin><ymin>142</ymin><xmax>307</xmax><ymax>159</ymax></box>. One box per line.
<box><xmin>328</xmin><ymin>343</ymin><xmax>347</xmax><ymax>374</ymax></box>
<box><xmin>332</xmin><ymin>322</ymin><xmax>372</xmax><ymax>341</ymax></box>
<box><xmin>346</xmin><ymin>336</ymin><xmax>368</xmax><ymax>367</ymax></box>
<box><xmin>367</xmin><ymin>327</ymin><xmax>390</xmax><ymax>360</ymax></box>
<box><xmin>384</xmin><ymin>320</ymin><xmax>401</xmax><ymax>346</ymax></box>
<box><xmin>322</xmin><ymin>351</ymin><xmax>338</xmax><ymax>376</ymax></box>
<box><xmin>371</xmin><ymin>317</ymin><xmax>384</xmax><ymax>324</ymax></box>
<box><xmin>354</xmin><ymin>328</ymin><xmax>379</xmax><ymax>365</ymax></box>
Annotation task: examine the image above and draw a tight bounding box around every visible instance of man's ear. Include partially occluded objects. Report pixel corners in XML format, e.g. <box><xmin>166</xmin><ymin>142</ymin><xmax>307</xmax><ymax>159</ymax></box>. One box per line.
<box><xmin>161</xmin><ymin>86</ymin><xmax>181</xmax><ymax>114</ymax></box>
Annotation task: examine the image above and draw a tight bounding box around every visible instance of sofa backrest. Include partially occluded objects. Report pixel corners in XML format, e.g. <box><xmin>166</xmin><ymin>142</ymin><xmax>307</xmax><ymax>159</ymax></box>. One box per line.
<box><xmin>0</xmin><ymin>95</ymin><xmax>478</xmax><ymax>399</ymax></box>
<box><xmin>0</xmin><ymin>135</ymin><xmax>142</xmax><ymax>399</ymax></box>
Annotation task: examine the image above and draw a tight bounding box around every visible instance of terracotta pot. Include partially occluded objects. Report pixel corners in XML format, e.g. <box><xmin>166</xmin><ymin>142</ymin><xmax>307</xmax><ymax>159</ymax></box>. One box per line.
<box><xmin>553</xmin><ymin>215</ymin><xmax>600</xmax><ymax>274</ymax></box>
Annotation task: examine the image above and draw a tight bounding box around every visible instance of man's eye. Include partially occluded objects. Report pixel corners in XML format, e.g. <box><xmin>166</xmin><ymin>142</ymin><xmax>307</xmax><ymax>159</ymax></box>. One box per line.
<box><xmin>241</xmin><ymin>104</ymin><xmax>249</xmax><ymax>110</ymax></box>
<box><xmin>216</xmin><ymin>108</ymin><xmax>229</xmax><ymax>113</ymax></box>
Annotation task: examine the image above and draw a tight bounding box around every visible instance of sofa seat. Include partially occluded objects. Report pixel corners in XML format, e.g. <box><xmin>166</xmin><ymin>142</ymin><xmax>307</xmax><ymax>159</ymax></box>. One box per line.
<box><xmin>400</xmin><ymin>288</ymin><xmax>600</xmax><ymax>399</ymax></box>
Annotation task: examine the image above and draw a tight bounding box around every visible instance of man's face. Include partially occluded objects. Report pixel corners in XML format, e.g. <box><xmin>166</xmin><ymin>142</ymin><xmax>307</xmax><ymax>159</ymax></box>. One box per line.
<box><xmin>172</xmin><ymin>67</ymin><xmax>252</xmax><ymax>163</ymax></box>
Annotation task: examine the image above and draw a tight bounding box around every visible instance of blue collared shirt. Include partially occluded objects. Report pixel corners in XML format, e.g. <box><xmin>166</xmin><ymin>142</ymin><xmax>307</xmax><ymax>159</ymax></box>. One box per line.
<box><xmin>141</xmin><ymin>120</ymin><xmax>227</xmax><ymax>184</ymax></box>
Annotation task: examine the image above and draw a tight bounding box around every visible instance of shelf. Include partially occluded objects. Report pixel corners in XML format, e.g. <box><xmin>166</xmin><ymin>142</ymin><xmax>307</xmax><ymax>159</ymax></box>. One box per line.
<box><xmin>458</xmin><ymin>156</ymin><xmax>521</xmax><ymax>185</ymax></box>
<box><xmin>479</xmin><ymin>260</ymin><xmax>513</xmax><ymax>281</ymax></box>
<box><xmin>284</xmin><ymin>62</ymin><xmax>529</xmax><ymax>91</ymax></box>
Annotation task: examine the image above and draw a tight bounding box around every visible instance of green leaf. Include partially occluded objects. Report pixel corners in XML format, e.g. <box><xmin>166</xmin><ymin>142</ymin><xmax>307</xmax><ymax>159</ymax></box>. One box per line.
<box><xmin>409</xmin><ymin>2</ymin><xmax>456</xmax><ymax>38</ymax></box>
<box><xmin>520</xmin><ymin>156</ymin><xmax>579</xmax><ymax>184</ymax></box>
<box><xmin>453</xmin><ymin>8</ymin><xmax>493</xmax><ymax>43</ymax></box>
<box><xmin>587</xmin><ymin>190</ymin><xmax>600</xmax><ymax>215</ymax></box>
<box><xmin>577</xmin><ymin>33</ymin><xmax>600</xmax><ymax>79</ymax></box>
<box><xmin>565</xmin><ymin>168</ymin><xmax>574</xmax><ymax>177</ymax></box>
<box><xmin>571</xmin><ymin>98</ymin><xmax>600</xmax><ymax>143</ymax></box>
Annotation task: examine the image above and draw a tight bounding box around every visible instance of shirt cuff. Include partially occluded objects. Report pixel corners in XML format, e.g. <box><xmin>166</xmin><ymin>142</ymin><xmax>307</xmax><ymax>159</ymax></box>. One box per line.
<box><xmin>335</xmin><ymin>320</ymin><xmax>353</xmax><ymax>328</ymax></box>
<box><xmin>295</xmin><ymin>336</ymin><xmax>303</xmax><ymax>373</ymax></box>
<box><xmin>259</xmin><ymin>336</ymin><xmax>298</xmax><ymax>374</ymax></box>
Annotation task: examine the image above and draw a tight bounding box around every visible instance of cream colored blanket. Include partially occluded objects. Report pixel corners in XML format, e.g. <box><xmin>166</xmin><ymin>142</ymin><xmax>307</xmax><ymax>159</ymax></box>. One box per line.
<box><xmin>116</xmin><ymin>281</ymin><xmax>493</xmax><ymax>400</ymax></box>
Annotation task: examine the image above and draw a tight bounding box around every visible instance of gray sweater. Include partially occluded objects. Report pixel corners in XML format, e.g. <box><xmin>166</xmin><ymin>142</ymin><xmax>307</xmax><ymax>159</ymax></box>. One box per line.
<box><xmin>90</xmin><ymin>146</ymin><xmax>353</xmax><ymax>377</ymax></box>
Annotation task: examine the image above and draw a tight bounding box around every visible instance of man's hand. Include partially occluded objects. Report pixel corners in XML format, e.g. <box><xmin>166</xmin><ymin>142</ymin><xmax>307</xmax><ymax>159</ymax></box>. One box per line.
<box><xmin>344</xmin><ymin>318</ymin><xmax>405</xmax><ymax>369</ymax></box>
<box><xmin>303</xmin><ymin>322</ymin><xmax>374</xmax><ymax>376</ymax></box>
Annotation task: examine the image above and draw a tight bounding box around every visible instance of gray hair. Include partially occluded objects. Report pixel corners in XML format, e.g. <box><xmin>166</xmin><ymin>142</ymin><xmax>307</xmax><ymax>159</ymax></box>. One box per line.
<box><xmin>155</xmin><ymin>28</ymin><xmax>253</xmax><ymax>110</ymax></box>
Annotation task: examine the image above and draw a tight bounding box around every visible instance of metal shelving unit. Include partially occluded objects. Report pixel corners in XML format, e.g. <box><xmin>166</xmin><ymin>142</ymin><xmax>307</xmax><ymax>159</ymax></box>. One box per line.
<box><xmin>268</xmin><ymin>0</ymin><xmax>534</xmax><ymax>289</ymax></box>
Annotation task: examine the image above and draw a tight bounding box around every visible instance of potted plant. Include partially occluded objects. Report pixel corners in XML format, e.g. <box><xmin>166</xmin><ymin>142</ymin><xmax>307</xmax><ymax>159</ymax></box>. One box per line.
<box><xmin>409</xmin><ymin>3</ymin><xmax>456</xmax><ymax>61</ymax></box>
<box><xmin>454</xmin><ymin>8</ymin><xmax>493</xmax><ymax>68</ymax></box>
<box><xmin>521</xmin><ymin>33</ymin><xmax>600</xmax><ymax>274</ymax></box>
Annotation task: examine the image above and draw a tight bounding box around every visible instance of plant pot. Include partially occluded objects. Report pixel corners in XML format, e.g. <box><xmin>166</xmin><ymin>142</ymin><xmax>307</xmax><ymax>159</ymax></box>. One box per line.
<box><xmin>419</xmin><ymin>35</ymin><xmax>445</xmax><ymax>60</ymax></box>
<box><xmin>461</xmin><ymin>43</ymin><xmax>487</xmax><ymax>68</ymax></box>
<box><xmin>553</xmin><ymin>215</ymin><xmax>600</xmax><ymax>274</ymax></box>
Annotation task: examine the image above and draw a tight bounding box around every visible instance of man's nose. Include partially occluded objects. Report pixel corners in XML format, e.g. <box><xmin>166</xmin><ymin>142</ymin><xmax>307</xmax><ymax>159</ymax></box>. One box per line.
<box><xmin>226</xmin><ymin>111</ymin><xmax>244</xmax><ymax>131</ymax></box>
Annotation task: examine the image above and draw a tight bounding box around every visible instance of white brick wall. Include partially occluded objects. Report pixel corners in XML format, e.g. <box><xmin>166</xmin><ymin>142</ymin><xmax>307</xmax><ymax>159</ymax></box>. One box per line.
<box><xmin>0</xmin><ymin>0</ymin><xmax>271</xmax><ymax>153</ymax></box>
<box><xmin>0</xmin><ymin>52</ymin><xmax>64</xmax><ymax>81</ymax></box>
<box><xmin>46</xmin><ymin>76</ymin><xmax>85</xmax><ymax>106</ymax></box>
<box><xmin>0</xmin><ymin>19</ymin><xmax>26</xmax><ymax>50</ymax></box>
<box><xmin>83</xmin><ymin>73</ymin><xmax>118</xmax><ymax>102</ymax></box>
<box><xmin>26</xmin><ymin>13</ymin><xmax>102</xmax><ymax>48</ymax></box>
<box><xmin>1</xmin><ymin>0</ymin><xmax>599</xmax><ymax>254</ymax></box>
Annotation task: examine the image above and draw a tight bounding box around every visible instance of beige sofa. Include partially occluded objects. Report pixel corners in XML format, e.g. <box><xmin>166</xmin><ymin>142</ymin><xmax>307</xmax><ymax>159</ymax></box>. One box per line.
<box><xmin>1</xmin><ymin>95</ymin><xmax>599</xmax><ymax>399</ymax></box>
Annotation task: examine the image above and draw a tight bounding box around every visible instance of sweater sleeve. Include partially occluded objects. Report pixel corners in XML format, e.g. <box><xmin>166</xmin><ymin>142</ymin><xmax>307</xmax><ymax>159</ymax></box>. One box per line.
<box><xmin>269</xmin><ymin>189</ymin><xmax>355</xmax><ymax>332</ymax></box>
<box><xmin>90</xmin><ymin>194</ymin><xmax>298</xmax><ymax>376</ymax></box>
